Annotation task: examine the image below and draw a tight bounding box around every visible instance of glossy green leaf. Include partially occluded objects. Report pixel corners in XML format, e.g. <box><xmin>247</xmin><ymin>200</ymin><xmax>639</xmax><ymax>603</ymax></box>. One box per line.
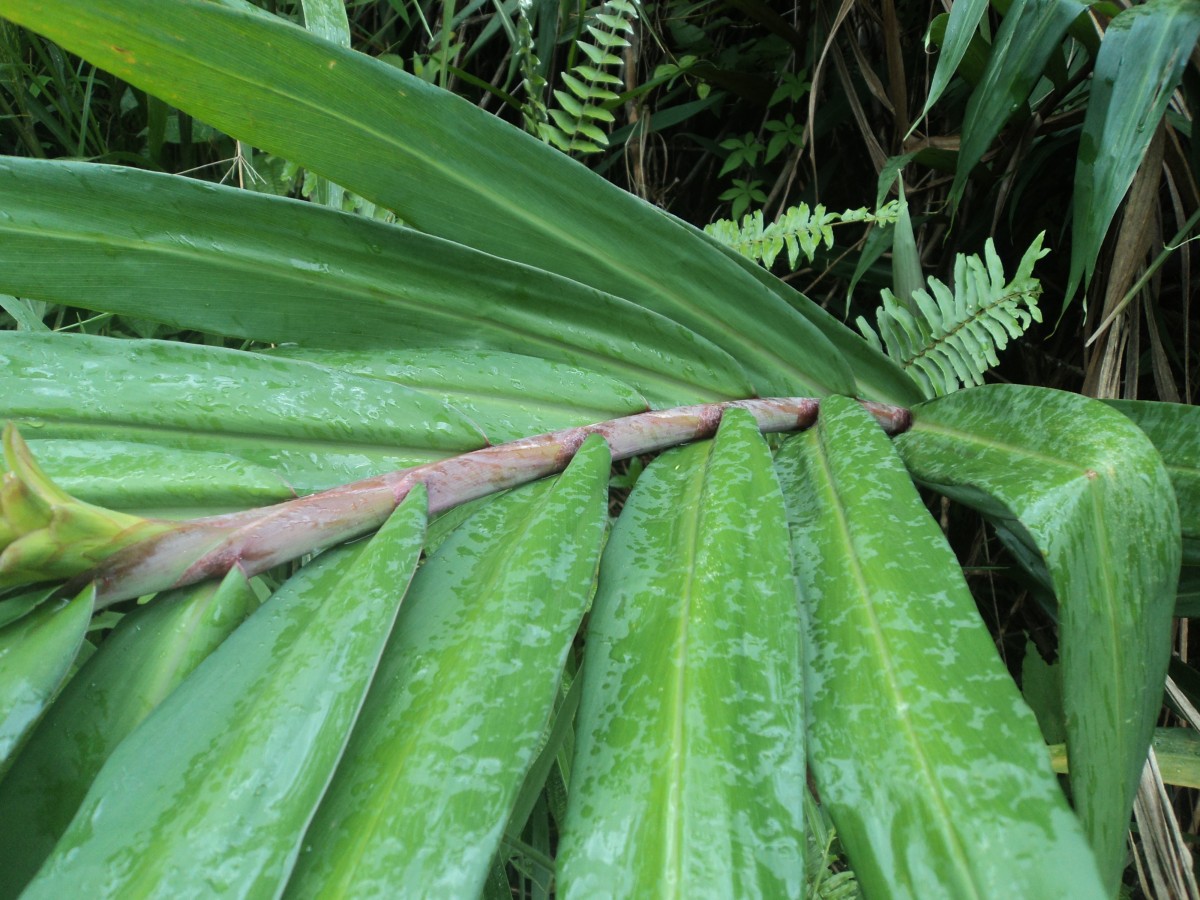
<box><xmin>22</xmin><ymin>490</ymin><xmax>427</xmax><ymax>899</ymax></box>
<box><xmin>0</xmin><ymin>159</ymin><xmax>748</xmax><ymax>407</ymax></box>
<box><xmin>558</xmin><ymin>409</ymin><xmax>805</xmax><ymax>898</ymax></box>
<box><xmin>912</xmin><ymin>0</ymin><xmax>990</xmax><ymax>133</ymax></box>
<box><xmin>0</xmin><ymin>331</ymin><xmax>485</xmax><ymax>496</ymax></box>
<box><xmin>1067</xmin><ymin>0</ymin><xmax>1200</xmax><ymax>303</ymax></box>
<box><xmin>283</xmin><ymin>436</ymin><xmax>610</xmax><ymax>897</ymax></box>
<box><xmin>1107</xmin><ymin>397</ymin><xmax>1200</xmax><ymax>564</ymax></box>
<box><xmin>0</xmin><ymin>583</ymin><xmax>93</xmax><ymax>769</ymax></box>
<box><xmin>0</xmin><ymin>0</ymin><xmax>859</xmax><ymax>399</ymax></box>
<box><xmin>950</xmin><ymin>0</ymin><xmax>1090</xmax><ymax>209</ymax></box>
<box><xmin>266</xmin><ymin>347</ymin><xmax>649</xmax><ymax>443</ymax></box>
<box><xmin>0</xmin><ymin>569</ymin><xmax>257</xmax><ymax>897</ymax></box>
<box><xmin>774</xmin><ymin>394</ymin><xmax>1103</xmax><ymax>898</ymax></box>
<box><xmin>7</xmin><ymin>440</ymin><xmax>297</xmax><ymax>518</ymax></box>
<box><xmin>895</xmin><ymin>385</ymin><xmax>1180</xmax><ymax>893</ymax></box>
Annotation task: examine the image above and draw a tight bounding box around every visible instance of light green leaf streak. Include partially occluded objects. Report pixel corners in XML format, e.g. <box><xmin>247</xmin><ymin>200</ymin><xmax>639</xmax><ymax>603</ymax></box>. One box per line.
<box><xmin>559</xmin><ymin>408</ymin><xmax>805</xmax><ymax>898</ymax></box>
<box><xmin>895</xmin><ymin>385</ymin><xmax>1180</xmax><ymax>893</ymax></box>
<box><xmin>22</xmin><ymin>490</ymin><xmax>427</xmax><ymax>900</ymax></box>
<box><xmin>283</xmin><ymin>437</ymin><xmax>610</xmax><ymax>898</ymax></box>
<box><xmin>776</xmin><ymin>394</ymin><xmax>1104</xmax><ymax>899</ymax></box>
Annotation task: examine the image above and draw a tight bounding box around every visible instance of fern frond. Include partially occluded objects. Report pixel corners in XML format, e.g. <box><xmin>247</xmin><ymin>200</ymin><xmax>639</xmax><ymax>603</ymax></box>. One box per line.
<box><xmin>540</xmin><ymin>0</ymin><xmax>638</xmax><ymax>155</ymax></box>
<box><xmin>856</xmin><ymin>234</ymin><xmax>1048</xmax><ymax>398</ymax></box>
<box><xmin>704</xmin><ymin>201</ymin><xmax>900</xmax><ymax>270</ymax></box>
<box><xmin>514</xmin><ymin>0</ymin><xmax>550</xmax><ymax>138</ymax></box>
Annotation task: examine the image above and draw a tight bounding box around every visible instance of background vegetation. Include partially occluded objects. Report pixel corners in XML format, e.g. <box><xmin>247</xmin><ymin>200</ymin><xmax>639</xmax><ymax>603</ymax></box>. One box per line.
<box><xmin>1</xmin><ymin>0</ymin><xmax>1199</xmax><ymax>897</ymax></box>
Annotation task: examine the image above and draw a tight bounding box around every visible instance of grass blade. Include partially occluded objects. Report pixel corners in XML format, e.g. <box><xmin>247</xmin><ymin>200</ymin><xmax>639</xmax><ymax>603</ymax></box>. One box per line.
<box><xmin>1066</xmin><ymin>0</ymin><xmax>1200</xmax><ymax>303</ymax></box>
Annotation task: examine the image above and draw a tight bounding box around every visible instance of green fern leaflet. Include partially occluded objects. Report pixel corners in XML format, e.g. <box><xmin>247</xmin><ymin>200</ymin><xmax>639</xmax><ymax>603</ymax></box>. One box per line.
<box><xmin>857</xmin><ymin>235</ymin><xmax>1048</xmax><ymax>398</ymax></box>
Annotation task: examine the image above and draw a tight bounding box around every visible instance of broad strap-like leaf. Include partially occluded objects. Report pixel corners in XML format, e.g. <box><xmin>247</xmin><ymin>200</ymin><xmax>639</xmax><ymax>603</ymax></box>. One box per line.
<box><xmin>0</xmin><ymin>0</ymin><xmax>859</xmax><ymax>400</ymax></box>
<box><xmin>895</xmin><ymin>385</ymin><xmax>1180</xmax><ymax>893</ymax></box>
<box><xmin>21</xmin><ymin>490</ymin><xmax>427</xmax><ymax>899</ymax></box>
<box><xmin>283</xmin><ymin>436</ymin><xmax>610</xmax><ymax>898</ymax></box>
<box><xmin>0</xmin><ymin>331</ymin><xmax>486</xmax><ymax>497</ymax></box>
<box><xmin>949</xmin><ymin>0</ymin><xmax>1091</xmax><ymax>209</ymax></box>
<box><xmin>0</xmin><ymin>569</ymin><xmax>257</xmax><ymax>897</ymax></box>
<box><xmin>0</xmin><ymin>583</ymin><xmax>93</xmax><ymax>769</ymax></box>
<box><xmin>558</xmin><ymin>408</ymin><xmax>806</xmax><ymax>898</ymax></box>
<box><xmin>775</xmin><ymin>394</ymin><xmax>1104</xmax><ymax>898</ymax></box>
<box><xmin>0</xmin><ymin>158</ymin><xmax>750</xmax><ymax>407</ymax></box>
<box><xmin>1067</xmin><ymin>0</ymin><xmax>1200</xmax><ymax>303</ymax></box>
<box><xmin>264</xmin><ymin>347</ymin><xmax>650</xmax><ymax>443</ymax></box>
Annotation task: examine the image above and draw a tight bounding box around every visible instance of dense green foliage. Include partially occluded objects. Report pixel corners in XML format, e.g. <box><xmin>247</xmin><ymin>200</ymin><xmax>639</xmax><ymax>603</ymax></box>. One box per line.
<box><xmin>1</xmin><ymin>1</ymin><xmax>1199</xmax><ymax>897</ymax></box>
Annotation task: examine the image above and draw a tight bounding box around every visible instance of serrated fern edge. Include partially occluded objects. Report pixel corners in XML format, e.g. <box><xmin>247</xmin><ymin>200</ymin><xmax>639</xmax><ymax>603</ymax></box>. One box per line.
<box><xmin>857</xmin><ymin>234</ymin><xmax>1049</xmax><ymax>399</ymax></box>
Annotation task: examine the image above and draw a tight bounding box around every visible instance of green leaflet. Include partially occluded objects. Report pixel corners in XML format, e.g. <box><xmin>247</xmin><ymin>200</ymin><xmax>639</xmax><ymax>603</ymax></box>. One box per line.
<box><xmin>0</xmin><ymin>158</ymin><xmax>749</xmax><ymax>407</ymax></box>
<box><xmin>0</xmin><ymin>331</ymin><xmax>485</xmax><ymax>496</ymax></box>
<box><xmin>0</xmin><ymin>0</ymin><xmax>858</xmax><ymax>400</ymax></box>
<box><xmin>949</xmin><ymin>0</ymin><xmax>1091</xmax><ymax>210</ymax></box>
<box><xmin>21</xmin><ymin>489</ymin><xmax>427</xmax><ymax>899</ymax></box>
<box><xmin>0</xmin><ymin>583</ymin><xmax>93</xmax><ymax>769</ymax></box>
<box><xmin>895</xmin><ymin>385</ymin><xmax>1180</xmax><ymax>894</ymax></box>
<box><xmin>558</xmin><ymin>409</ymin><xmax>805</xmax><ymax>898</ymax></box>
<box><xmin>265</xmin><ymin>347</ymin><xmax>649</xmax><ymax>443</ymax></box>
<box><xmin>0</xmin><ymin>569</ymin><xmax>257</xmax><ymax>897</ymax></box>
<box><xmin>857</xmin><ymin>235</ymin><xmax>1047</xmax><ymax>398</ymax></box>
<box><xmin>1106</xmin><ymin>399</ymin><xmax>1200</xmax><ymax>564</ymax></box>
<box><xmin>283</xmin><ymin>436</ymin><xmax>610</xmax><ymax>897</ymax></box>
<box><xmin>1067</xmin><ymin>0</ymin><xmax>1200</xmax><ymax>303</ymax></box>
<box><xmin>775</xmin><ymin>395</ymin><xmax>1103</xmax><ymax>899</ymax></box>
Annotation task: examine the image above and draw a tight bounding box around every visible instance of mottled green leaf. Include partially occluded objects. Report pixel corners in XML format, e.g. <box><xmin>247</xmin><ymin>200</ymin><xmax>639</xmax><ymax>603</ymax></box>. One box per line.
<box><xmin>559</xmin><ymin>409</ymin><xmax>805</xmax><ymax>898</ymax></box>
<box><xmin>1067</xmin><ymin>0</ymin><xmax>1200</xmax><ymax>303</ymax></box>
<box><xmin>22</xmin><ymin>490</ymin><xmax>426</xmax><ymax>899</ymax></box>
<box><xmin>0</xmin><ymin>331</ymin><xmax>485</xmax><ymax>496</ymax></box>
<box><xmin>0</xmin><ymin>159</ymin><xmax>747</xmax><ymax>407</ymax></box>
<box><xmin>0</xmin><ymin>569</ymin><xmax>257</xmax><ymax>897</ymax></box>
<box><xmin>1106</xmin><ymin>399</ymin><xmax>1200</xmax><ymax>564</ymax></box>
<box><xmin>895</xmin><ymin>385</ymin><xmax>1180</xmax><ymax>893</ymax></box>
<box><xmin>0</xmin><ymin>0</ymin><xmax>859</xmax><ymax>399</ymax></box>
<box><xmin>284</xmin><ymin>437</ymin><xmax>610</xmax><ymax>897</ymax></box>
<box><xmin>0</xmin><ymin>583</ymin><xmax>93</xmax><ymax>769</ymax></box>
<box><xmin>775</xmin><ymin>394</ymin><xmax>1103</xmax><ymax>898</ymax></box>
<box><xmin>266</xmin><ymin>347</ymin><xmax>649</xmax><ymax>443</ymax></box>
